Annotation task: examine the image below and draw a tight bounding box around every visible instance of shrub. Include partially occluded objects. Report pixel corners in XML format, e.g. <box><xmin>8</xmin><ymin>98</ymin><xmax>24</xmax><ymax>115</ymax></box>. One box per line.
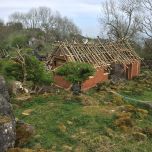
<box><xmin>25</xmin><ymin>56</ymin><xmax>53</xmax><ymax>86</ymax></box>
<box><xmin>114</xmin><ymin>112</ymin><xmax>134</xmax><ymax>129</ymax></box>
<box><xmin>111</xmin><ymin>95</ymin><xmax>124</xmax><ymax>106</ymax></box>
<box><xmin>9</xmin><ymin>34</ymin><xmax>28</xmax><ymax>48</ymax></box>
<box><xmin>0</xmin><ymin>60</ymin><xmax>23</xmax><ymax>80</ymax></box>
<box><xmin>56</xmin><ymin>62</ymin><xmax>95</xmax><ymax>84</ymax></box>
<box><xmin>1</xmin><ymin>56</ymin><xmax>53</xmax><ymax>87</ymax></box>
<box><xmin>80</xmin><ymin>134</ymin><xmax>114</xmax><ymax>152</ymax></box>
<box><xmin>56</xmin><ymin>62</ymin><xmax>95</xmax><ymax>94</ymax></box>
<box><xmin>118</xmin><ymin>105</ymin><xmax>148</xmax><ymax>119</ymax></box>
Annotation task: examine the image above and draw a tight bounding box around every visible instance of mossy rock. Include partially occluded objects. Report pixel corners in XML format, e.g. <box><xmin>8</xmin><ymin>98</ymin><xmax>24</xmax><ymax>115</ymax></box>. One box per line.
<box><xmin>0</xmin><ymin>115</ymin><xmax>11</xmax><ymax>125</ymax></box>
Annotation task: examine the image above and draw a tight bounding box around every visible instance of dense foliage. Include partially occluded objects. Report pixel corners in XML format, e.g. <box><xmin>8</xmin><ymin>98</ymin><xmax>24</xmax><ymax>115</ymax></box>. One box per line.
<box><xmin>0</xmin><ymin>56</ymin><xmax>52</xmax><ymax>86</ymax></box>
<box><xmin>25</xmin><ymin>56</ymin><xmax>53</xmax><ymax>86</ymax></box>
<box><xmin>56</xmin><ymin>62</ymin><xmax>95</xmax><ymax>83</ymax></box>
<box><xmin>0</xmin><ymin>60</ymin><xmax>23</xmax><ymax>80</ymax></box>
<box><xmin>9</xmin><ymin>33</ymin><xmax>29</xmax><ymax>48</ymax></box>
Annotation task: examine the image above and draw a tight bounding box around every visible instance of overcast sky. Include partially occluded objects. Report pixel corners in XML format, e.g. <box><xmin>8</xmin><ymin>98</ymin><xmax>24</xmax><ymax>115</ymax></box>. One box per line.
<box><xmin>0</xmin><ymin>0</ymin><xmax>104</xmax><ymax>37</ymax></box>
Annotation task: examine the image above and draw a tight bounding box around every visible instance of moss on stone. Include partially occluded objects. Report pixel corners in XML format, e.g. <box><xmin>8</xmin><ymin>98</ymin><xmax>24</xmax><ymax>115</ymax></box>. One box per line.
<box><xmin>0</xmin><ymin>115</ymin><xmax>11</xmax><ymax>125</ymax></box>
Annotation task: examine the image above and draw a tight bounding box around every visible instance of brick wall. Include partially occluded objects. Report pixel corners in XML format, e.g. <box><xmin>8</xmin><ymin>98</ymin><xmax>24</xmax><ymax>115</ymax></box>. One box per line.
<box><xmin>53</xmin><ymin>62</ymin><xmax>140</xmax><ymax>91</ymax></box>
<box><xmin>126</xmin><ymin>61</ymin><xmax>140</xmax><ymax>80</ymax></box>
<box><xmin>54</xmin><ymin>68</ymin><xmax>108</xmax><ymax>91</ymax></box>
<box><xmin>54</xmin><ymin>75</ymin><xmax>71</xmax><ymax>89</ymax></box>
<box><xmin>82</xmin><ymin>68</ymin><xmax>108</xmax><ymax>91</ymax></box>
<box><xmin>131</xmin><ymin>61</ymin><xmax>140</xmax><ymax>78</ymax></box>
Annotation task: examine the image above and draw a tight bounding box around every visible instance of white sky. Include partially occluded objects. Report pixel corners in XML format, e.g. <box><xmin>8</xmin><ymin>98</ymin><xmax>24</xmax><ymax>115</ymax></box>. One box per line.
<box><xmin>0</xmin><ymin>0</ymin><xmax>104</xmax><ymax>37</ymax></box>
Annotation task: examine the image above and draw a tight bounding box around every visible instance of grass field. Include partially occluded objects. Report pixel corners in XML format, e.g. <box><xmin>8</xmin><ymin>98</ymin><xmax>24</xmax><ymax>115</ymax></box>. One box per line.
<box><xmin>12</xmin><ymin>70</ymin><xmax>152</xmax><ymax>152</ymax></box>
<box><xmin>121</xmin><ymin>90</ymin><xmax>152</xmax><ymax>101</ymax></box>
<box><xmin>12</xmin><ymin>91</ymin><xmax>152</xmax><ymax>152</ymax></box>
<box><xmin>119</xmin><ymin>70</ymin><xmax>152</xmax><ymax>102</ymax></box>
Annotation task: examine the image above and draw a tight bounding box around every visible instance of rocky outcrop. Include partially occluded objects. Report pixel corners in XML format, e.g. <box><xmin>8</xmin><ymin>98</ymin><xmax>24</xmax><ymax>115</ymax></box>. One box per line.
<box><xmin>0</xmin><ymin>76</ymin><xmax>16</xmax><ymax>152</ymax></box>
<box><xmin>0</xmin><ymin>76</ymin><xmax>10</xmax><ymax>101</ymax></box>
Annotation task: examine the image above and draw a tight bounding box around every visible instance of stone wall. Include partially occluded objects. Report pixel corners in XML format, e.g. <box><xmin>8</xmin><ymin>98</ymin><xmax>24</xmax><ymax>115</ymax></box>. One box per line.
<box><xmin>0</xmin><ymin>76</ymin><xmax>16</xmax><ymax>152</ymax></box>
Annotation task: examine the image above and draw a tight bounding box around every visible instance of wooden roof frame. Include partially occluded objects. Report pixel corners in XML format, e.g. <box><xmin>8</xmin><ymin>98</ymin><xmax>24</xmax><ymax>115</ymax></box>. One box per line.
<box><xmin>48</xmin><ymin>38</ymin><xmax>141</xmax><ymax>70</ymax></box>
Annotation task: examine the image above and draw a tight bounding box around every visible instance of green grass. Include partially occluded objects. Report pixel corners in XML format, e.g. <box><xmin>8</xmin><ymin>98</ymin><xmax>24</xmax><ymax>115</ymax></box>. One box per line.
<box><xmin>14</xmin><ymin>93</ymin><xmax>115</xmax><ymax>151</ymax></box>
<box><xmin>13</xmin><ymin>90</ymin><xmax>152</xmax><ymax>151</ymax></box>
<box><xmin>121</xmin><ymin>90</ymin><xmax>152</xmax><ymax>101</ymax></box>
<box><xmin>13</xmin><ymin>70</ymin><xmax>152</xmax><ymax>151</ymax></box>
<box><xmin>117</xmin><ymin>70</ymin><xmax>152</xmax><ymax>102</ymax></box>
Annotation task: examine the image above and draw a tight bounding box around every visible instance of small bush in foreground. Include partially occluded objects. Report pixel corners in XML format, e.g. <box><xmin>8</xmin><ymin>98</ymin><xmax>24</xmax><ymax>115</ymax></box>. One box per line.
<box><xmin>56</xmin><ymin>62</ymin><xmax>95</xmax><ymax>84</ymax></box>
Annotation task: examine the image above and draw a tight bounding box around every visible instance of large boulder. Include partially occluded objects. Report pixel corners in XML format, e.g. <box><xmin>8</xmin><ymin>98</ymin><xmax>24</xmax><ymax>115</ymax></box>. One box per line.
<box><xmin>0</xmin><ymin>76</ymin><xmax>16</xmax><ymax>152</ymax></box>
<box><xmin>0</xmin><ymin>76</ymin><xmax>10</xmax><ymax>101</ymax></box>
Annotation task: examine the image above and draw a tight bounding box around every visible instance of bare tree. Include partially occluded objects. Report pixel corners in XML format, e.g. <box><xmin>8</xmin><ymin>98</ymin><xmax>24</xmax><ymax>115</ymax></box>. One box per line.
<box><xmin>100</xmin><ymin>0</ymin><xmax>142</xmax><ymax>40</ymax></box>
<box><xmin>139</xmin><ymin>0</ymin><xmax>152</xmax><ymax>55</ymax></box>
<box><xmin>9</xmin><ymin>12</ymin><xmax>22</xmax><ymax>23</ymax></box>
<box><xmin>16</xmin><ymin>47</ymin><xmax>27</xmax><ymax>84</ymax></box>
<box><xmin>9</xmin><ymin>7</ymin><xmax>81</xmax><ymax>41</ymax></box>
<box><xmin>38</xmin><ymin>7</ymin><xmax>55</xmax><ymax>30</ymax></box>
<box><xmin>142</xmin><ymin>0</ymin><xmax>152</xmax><ymax>38</ymax></box>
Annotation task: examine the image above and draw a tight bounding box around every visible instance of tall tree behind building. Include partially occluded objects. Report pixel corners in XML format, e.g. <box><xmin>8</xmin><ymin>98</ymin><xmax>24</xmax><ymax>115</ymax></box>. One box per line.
<box><xmin>100</xmin><ymin>0</ymin><xmax>142</xmax><ymax>40</ymax></box>
<box><xmin>9</xmin><ymin>7</ymin><xmax>81</xmax><ymax>42</ymax></box>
